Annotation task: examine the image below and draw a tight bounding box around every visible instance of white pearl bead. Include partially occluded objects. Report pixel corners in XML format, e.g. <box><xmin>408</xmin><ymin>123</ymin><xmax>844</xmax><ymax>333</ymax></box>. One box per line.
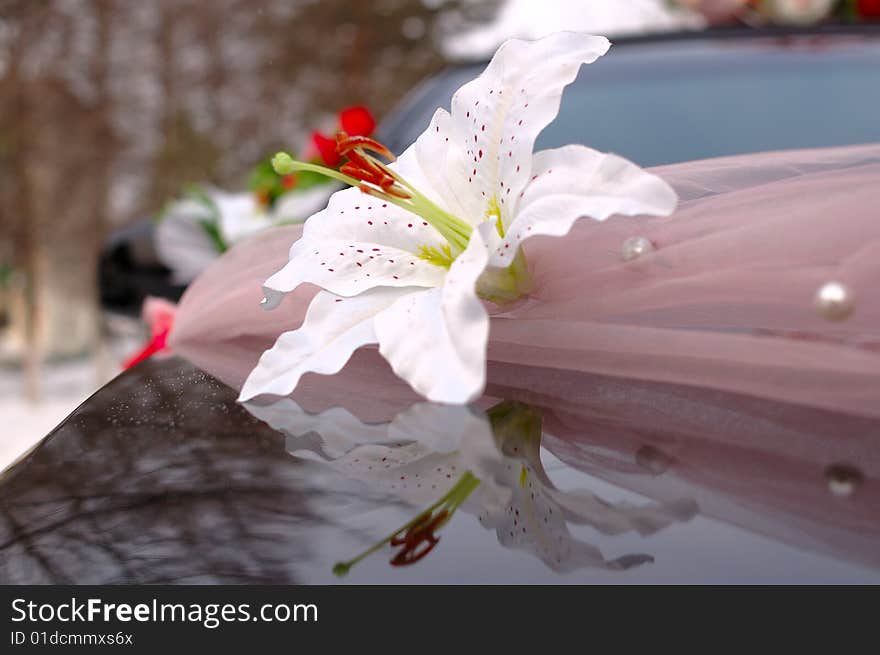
<box><xmin>825</xmin><ymin>464</ymin><xmax>863</xmax><ymax>498</ymax></box>
<box><xmin>621</xmin><ymin>236</ymin><xmax>655</xmax><ymax>262</ymax></box>
<box><xmin>814</xmin><ymin>281</ymin><xmax>855</xmax><ymax>321</ymax></box>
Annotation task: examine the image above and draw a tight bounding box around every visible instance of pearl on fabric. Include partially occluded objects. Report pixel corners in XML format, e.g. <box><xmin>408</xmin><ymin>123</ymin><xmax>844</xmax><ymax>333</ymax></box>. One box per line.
<box><xmin>621</xmin><ymin>236</ymin><xmax>655</xmax><ymax>262</ymax></box>
<box><xmin>814</xmin><ymin>281</ymin><xmax>854</xmax><ymax>321</ymax></box>
<box><xmin>825</xmin><ymin>464</ymin><xmax>863</xmax><ymax>498</ymax></box>
<box><xmin>635</xmin><ymin>445</ymin><xmax>673</xmax><ymax>475</ymax></box>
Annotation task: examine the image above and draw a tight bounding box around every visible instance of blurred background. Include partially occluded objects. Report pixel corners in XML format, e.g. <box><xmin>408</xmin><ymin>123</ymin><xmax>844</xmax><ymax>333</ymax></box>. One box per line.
<box><xmin>1</xmin><ymin>0</ymin><xmax>879</xmax><ymax>467</ymax></box>
<box><xmin>0</xmin><ymin>0</ymin><xmax>503</xmax><ymax>462</ymax></box>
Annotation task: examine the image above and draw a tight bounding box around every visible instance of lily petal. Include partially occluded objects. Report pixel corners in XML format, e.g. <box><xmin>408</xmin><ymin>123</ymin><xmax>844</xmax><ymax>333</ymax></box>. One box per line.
<box><xmin>492</xmin><ymin>144</ymin><xmax>677</xmax><ymax>264</ymax></box>
<box><xmin>374</xmin><ymin>222</ymin><xmax>494</xmax><ymax>404</ymax></box>
<box><xmin>262</xmin><ymin>237</ymin><xmax>446</xmax><ymax>302</ymax></box>
<box><xmin>409</xmin><ymin>108</ymin><xmax>473</xmax><ymax>222</ymax></box>
<box><xmin>245</xmin><ymin>399</ymin><xmax>396</xmax><ymax>459</ymax></box>
<box><xmin>239</xmin><ymin>287</ymin><xmax>413</xmax><ymax>401</ymax></box>
<box><xmin>302</xmin><ymin>185</ymin><xmax>449</xmax><ymax>255</ymax></box>
<box><xmin>446</xmin><ymin>32</ymin><xmax>611</xmax><ymax>226</ymax></box>
<box><xmin>481</xmin><ymin>460</ymin><xmax>653</xmax><ymax>573</ymax></box>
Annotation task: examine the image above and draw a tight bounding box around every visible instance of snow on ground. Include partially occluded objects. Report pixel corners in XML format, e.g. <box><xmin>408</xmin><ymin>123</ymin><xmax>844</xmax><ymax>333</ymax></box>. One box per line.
<box><xmin>0</xmin><ymin>323</ymin><xmax>141</xmax><ymax>474</ymax></box>
<box><xmin>444</xmin><ymin>0</ymin><xmax>705</xmax><ymax>60</ymax></box>
<box><xmin>0</xmin><ymin>358</ymin><xmax>110</xmax><ymax>474</ymax></box>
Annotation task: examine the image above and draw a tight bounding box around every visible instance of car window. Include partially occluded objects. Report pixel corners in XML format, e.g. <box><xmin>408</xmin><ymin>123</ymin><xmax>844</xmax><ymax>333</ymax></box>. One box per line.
<box><xmin>382</xmin><ymin>36</ymin><xmax>880</xmax><ymax>167</ymax></box>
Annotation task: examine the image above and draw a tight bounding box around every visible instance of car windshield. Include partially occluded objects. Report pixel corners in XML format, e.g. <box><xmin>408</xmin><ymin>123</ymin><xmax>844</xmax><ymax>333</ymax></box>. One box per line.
<box><xmin>382</xmin><ymin>35</ymin><xmax>880</xmax><ymax>166</ymax></box>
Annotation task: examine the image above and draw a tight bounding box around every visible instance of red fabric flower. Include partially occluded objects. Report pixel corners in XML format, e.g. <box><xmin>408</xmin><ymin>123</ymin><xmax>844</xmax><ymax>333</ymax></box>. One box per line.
<box><xmin>123</xmin><ymin>297</ymin><xmax>177</xmax><ymax>369</ymax></box>
<box><xmin>338</xmin><ymin>106</ymin><xmax>376</xmax><ymax>138</ymax></box>
<box><xmin>858</xmin><ymin>0</ymin><xmax>880</xmax><ymax>18</ymax></box>
<box><xmin>312</xmin><ymin>105</ymin><xmax>376</xmax><ymax>167</ymax></box>
<box><xmin>312</xmin><ymin>131</ymin><xmax>341</xmax><ymax>167</ymax></box>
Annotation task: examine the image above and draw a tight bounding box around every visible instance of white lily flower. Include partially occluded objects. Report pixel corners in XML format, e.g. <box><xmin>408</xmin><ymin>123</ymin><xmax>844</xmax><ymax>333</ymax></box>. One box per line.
<box><xmin>246</xmin><ymin>398</ymin><xmax>695</xmax><ymax>574</ymax></box>
<box><xmin>154</xmin><ymin>194</ymin><xmax>224</xmax><ymax>285</ymax></box>
<box><xmin>156</xmin><ymin>187</ymin><xmax>332</xmax><ymax>284</ymax></box>
<box><xmin>240</xmin><ymin>32</ymin><xmax>678</xmax><ymax>405</ymax></box>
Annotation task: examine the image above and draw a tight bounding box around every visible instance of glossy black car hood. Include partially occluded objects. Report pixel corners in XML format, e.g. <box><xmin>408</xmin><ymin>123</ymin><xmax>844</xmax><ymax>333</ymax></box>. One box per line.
<box><xmin>1</xmin><ymin>357</ymin><xmax>878</xmax><ymax>584</ymax></box>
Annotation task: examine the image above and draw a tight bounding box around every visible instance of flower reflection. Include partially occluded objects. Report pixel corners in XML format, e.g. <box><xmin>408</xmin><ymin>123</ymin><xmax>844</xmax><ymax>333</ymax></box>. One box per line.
<box><xmin>245</xmin><ymin>398</ymin><xmax>696</xmax><ymax>574</ymax></box>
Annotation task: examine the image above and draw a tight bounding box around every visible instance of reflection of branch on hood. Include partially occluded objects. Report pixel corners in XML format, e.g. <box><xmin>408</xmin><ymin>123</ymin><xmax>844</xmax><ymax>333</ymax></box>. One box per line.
<box><xmin>0</xmin><ymin>358</ymin><xmax>347</xmax><ymax>584</ymax></box>
<box><xmin>247</xmin><ymin>397</ymin><xmax>696</xmax><ymax>575</ymax></box>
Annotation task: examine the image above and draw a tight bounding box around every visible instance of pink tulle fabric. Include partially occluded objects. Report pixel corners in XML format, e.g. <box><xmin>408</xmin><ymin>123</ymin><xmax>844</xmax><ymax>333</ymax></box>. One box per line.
<box><xmin>532</xmin><ymin>372</ymin><xmax>880</xmax><ymax>570</ymax></box>
<box><xmin>169</xmin><ymin>144</ymin><xmax>880</xmax><ymax>419</ymax></box>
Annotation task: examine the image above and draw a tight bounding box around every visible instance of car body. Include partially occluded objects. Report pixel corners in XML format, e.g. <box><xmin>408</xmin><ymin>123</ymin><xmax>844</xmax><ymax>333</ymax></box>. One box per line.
<box><xmin>8</xmin><ymin>25</ymin><xmax>879</xmax><ymax>584</ymax></box>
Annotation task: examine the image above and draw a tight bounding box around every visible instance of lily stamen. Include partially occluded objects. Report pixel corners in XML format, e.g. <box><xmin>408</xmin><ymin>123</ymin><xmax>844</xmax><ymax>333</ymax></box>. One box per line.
<box><xmin>335</xmin><ymin>133</ymin><xmax>396</xmax><ymax>162</ymax></box>
<box><xmin>272</xmin><ymin>137</ymin><xmax>474</xmax><ymax>254</ymax></box>
<box><xmin>389</xmin><ymin>508</ymin><xmax>448</xmax><ymax>566</ymax></box>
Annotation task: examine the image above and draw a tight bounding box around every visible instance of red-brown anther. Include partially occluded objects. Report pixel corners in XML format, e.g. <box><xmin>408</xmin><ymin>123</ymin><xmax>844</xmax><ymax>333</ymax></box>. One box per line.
<box><xmin>336</xmin><ymin>131</ymin><xmax>412</xmax><ymax>200</ymax></box>
<box><xmin>336</xmin><ymin>133</ymin><xmax>396</xmax><ymax>162</ymax></box>
<box><xmin>389</xmin><ymin>509</ymin><xmax>448</xmax><ymax>566</ymax></box>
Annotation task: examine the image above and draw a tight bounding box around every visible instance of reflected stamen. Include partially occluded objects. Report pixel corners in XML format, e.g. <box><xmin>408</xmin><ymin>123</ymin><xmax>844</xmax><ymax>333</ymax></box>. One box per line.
<box><xmin>333</xmin><ymin>472</ymin><xmax>480</xmax><ymax>576</ymax></box>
